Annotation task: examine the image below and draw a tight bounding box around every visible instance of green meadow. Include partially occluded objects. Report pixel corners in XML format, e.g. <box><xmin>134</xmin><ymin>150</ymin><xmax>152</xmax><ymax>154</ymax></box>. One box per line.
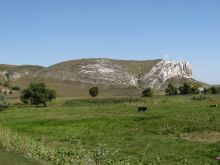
<box><xmin>0</xmin><ymin>95</ymin><xmax>220</xmax><ymax>164</ymax></box>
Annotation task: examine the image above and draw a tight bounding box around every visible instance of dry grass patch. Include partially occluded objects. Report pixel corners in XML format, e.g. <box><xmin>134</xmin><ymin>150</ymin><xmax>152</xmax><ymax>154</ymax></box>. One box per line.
<box><xmin>180</xmin><ymin>131</ymin><xmax>220</xmax><ymax>143</ymax></box>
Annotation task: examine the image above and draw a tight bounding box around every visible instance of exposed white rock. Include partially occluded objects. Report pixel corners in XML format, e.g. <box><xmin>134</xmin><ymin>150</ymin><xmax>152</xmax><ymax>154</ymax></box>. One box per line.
<box><xmin>42</xmin><ymin>59</ymin><xmax>138</xmax><ymax>87</ymax></box>
<box><xmin>140</xmin><ymin>60</ymin><xmax>192</xmax><ymax>89</ymax></box>
<box><xmin>0</xmin><ymin>71</ymin><xmax>8</xmax><ymax>80</ymax></box>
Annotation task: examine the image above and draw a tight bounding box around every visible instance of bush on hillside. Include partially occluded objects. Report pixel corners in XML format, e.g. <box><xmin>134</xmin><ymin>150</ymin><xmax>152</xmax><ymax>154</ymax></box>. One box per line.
<box><xmin>20</xmin><ymin>82</ymin><xmax>56</xmax><ymax>107</ymax></box>
<box><xmin>142</xmin><ymin>88</ymin><xmax>154</xmax><ymax>97</ymax></box>
<box><xmin>165</xmin><ymin>83</ymin><xmax>178</xmax><ymax>95</ymax></box>
<box><xmin>191</xmin><ymin>86</ymin><xmax>200</xmax><ymax>94</ymax></box>
<box><xmin>202</xmin><ymin>87</ymin><xmax>209</xmax><ymax>94</ymax></box>
<box><xmin>178</xmin><ymin>83</ymin><xmax>200</xmax><ymax>95</ymax></box>
<box><xmin>179</xmin><ymin>83</ymin><xmax>192</xmax><ymax>95</ymax></box>
<box><xmin>5</xmin><ymin>73</ymin><xmax>10</xmax><ymax>82</ymax></box>
<box><xmin>89</xmin><ymin>87</ymin><xmax>99</xmax><ymax>97</ymax></box>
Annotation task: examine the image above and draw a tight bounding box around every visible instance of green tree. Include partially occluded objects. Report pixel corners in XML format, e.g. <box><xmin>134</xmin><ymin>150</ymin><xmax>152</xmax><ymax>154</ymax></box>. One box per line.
<box><xmin>165</xmin><ymin>83</ymin><xmax>178</xmax><ymax>95</ymax></box>
<box><xmin>209</xmin><ymin>86</ymin><xmax>219</xmax><ymax>94</ymax></box>
<box><xmin>191</xmin><ymin>86</ymin><xmax>200</xmax><ymax>94</ymax></box>
<box><xmin>89</xmin><ymin>87</ymin><xmax>99</xmax><ymax>97</ymax></box>
<box><xmin>179</xmin><ymin>83</ymin><xmax>192</xmax><ymax>95</ymax></box>
<box><xmin>20</xmin><ymin>83</ymin><xmax>56</xmax><ymax>107</ymax></box>
<box><xmin>142</xmin><ymin>87</ymin><xmax>154</xmax><ymax>97</ymax></box>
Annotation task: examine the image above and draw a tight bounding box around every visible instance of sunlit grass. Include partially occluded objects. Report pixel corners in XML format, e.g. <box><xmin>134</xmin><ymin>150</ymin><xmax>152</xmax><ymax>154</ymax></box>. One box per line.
<box><xmin>0</xmin><ymin>95</ymin><xmax>219</xmax><ymax>164</ymax></box>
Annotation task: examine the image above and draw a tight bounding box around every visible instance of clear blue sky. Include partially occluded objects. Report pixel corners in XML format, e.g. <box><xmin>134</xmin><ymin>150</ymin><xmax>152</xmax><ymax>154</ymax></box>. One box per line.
<box><xmin>0</xmin><ymin>0</ymin><xmax>219</xmax><ymax>84</ymax></box>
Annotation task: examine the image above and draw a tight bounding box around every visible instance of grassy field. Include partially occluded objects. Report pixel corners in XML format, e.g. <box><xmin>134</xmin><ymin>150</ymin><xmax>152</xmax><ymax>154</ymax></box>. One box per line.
<box><xmin>0</xmin><ymin>95</ymin><xmax>220</xmax><ymax>164</ymax></box>
<box><xmin>0</xmin><ymin>148</ymin><xmax>46</xmax><ymax>165</ymax></box>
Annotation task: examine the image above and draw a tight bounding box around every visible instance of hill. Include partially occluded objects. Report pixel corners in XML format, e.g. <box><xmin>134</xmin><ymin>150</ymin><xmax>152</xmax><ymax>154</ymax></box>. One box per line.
<box><xmin>0</xmin><ymin>58</ymin><xmax>206</xmax><ymax>96</ymax></box>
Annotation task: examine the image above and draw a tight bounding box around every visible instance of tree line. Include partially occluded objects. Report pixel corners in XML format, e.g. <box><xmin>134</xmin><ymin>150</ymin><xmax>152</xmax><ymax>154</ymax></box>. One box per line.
<box><xmin>142</xmin><ymin>82</ymin><xmax>220</xmax><ymax>97</ymax></box>
<box><xmin>0</xmin><ymin>81</ymin><xmax>219</xmax><ymax>110</ymax></box>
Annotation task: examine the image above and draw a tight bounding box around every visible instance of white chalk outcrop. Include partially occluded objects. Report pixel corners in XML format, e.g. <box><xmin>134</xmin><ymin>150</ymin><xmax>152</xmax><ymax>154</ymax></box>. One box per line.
<box><xmin>41</xmin><ymin>59</ymin><xmax>138</xmax><ymax>87</ymax></box>
<box><xmin>140</xmin><ymin>60</ymin><xmax>192</xmax><ymax>89</ymax></box>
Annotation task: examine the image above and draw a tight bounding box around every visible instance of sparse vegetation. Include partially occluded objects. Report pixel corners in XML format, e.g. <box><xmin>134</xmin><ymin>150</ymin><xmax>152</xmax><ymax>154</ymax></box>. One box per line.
<box><xmin>89</xmin><ymin>87</ymin><xmax>99</xmax><ymax>97</ymax></box>
<box><xmin>142</xmin><ymin>87</ymin><xmax>154</xmax><ymax>97</ymax></box>
<box><xmin>20</xmin><ymin>82</ymin><xmax>56</xmax><ymax>107</ymax></box>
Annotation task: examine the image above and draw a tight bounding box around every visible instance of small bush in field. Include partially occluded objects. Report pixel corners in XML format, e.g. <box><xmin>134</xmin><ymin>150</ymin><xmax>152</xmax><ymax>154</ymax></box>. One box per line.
<box><xmin>142</xmin><ymin>88</ymin><xmax>154</xmax><ymax>97</ymax></box>
<box><xmin>89</xmin><ymin>87</ymin><xmax>99</xmax><ymax>97</ymax></box>
<box><xmin>11</xmin><ymin>86</ymin><xmax>21</xmax><ymax>91</ymax></box>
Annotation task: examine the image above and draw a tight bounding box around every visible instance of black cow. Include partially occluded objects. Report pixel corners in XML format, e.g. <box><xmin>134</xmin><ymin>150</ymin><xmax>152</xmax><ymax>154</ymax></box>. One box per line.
<box><xmin>138</xmin><ymin>107</ymin><xmax>147</xmax><ymax>112</ymax></box>
<box><xmin>210</xmin><ymin>104</ymin><xmax>218</xmax><ymax>107</ymax></box>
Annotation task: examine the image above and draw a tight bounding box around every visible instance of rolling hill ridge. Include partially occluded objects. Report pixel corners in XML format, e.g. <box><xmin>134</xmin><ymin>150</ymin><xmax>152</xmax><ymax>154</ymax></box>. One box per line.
<box><xmin>0</xmin><ymin>58</ymin><xmax>203</xmax><ymax>96</ymax></box>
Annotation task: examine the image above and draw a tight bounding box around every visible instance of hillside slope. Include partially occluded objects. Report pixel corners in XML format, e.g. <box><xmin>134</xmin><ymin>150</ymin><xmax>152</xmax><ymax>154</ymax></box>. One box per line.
<box><xmin>0</xmin><ymin>58</ymin><xmax>203</xmax><ymax>96</ymax></box>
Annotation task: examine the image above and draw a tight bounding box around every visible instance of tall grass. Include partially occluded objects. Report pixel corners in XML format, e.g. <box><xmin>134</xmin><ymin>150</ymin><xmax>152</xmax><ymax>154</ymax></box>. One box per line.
<box><xmin>0</xmin><ymin>126</ymin><xmax>95</xmax><ymax>165</ymax></box>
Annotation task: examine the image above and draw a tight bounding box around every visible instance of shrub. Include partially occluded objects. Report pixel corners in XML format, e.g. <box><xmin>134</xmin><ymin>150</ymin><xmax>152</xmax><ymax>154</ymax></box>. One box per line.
<box><xmin>11</xmin><ymin>86</ymin><xmax>21</xmax><ymax>91</ymax></box>
<box><xmin>179</xmin><ymin>83</ymin><xmax>192</xmax><ymax>95</ymax></box>
<box><xmin>191</xmin><ymin>86</ymin><xmax>200</xmax><ymax>94</ymax></box>
<box><xmin>209</xmin><ymin>86</ymin><xmax>219</xmax><ymax>94</ymax></box>
<box><xmin>5</xmin><ymin>73</ymin><xmax>9</xmax><ymax>82</ymax></box>
<box><xmin>202</xmin><ymin>87</ymin><xmax>209</xmax><ymax>94</ymax></box>
<box><xmin>179</xmin><ymin>83</ymin><xmax>200</xmax><ymax>95</ymax></box>
<box><xmin>165</xmin><ymin>83</ymin><xmax>178</xmax><ymax>95</ymax></box>
<box><xmin>20</xmin><ymin>82</ymin><xmax>56</xmax><ymax>107</ymax></box>
<box><xmin>142</xmin><ymin>88</ymin><xmax>154</xmax><ymax>97</ymax></box>
<box><xmin>89</xmin><ymin>87</ymin><xmax>99</xmax><ymax>97</ymax></box>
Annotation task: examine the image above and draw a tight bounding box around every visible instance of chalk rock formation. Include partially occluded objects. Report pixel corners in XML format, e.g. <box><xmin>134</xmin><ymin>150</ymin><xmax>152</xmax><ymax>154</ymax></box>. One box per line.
<box><xmin>139</xmin><ymin>60</ymin><xmax>192</xmax><ymax>89</ymax></box>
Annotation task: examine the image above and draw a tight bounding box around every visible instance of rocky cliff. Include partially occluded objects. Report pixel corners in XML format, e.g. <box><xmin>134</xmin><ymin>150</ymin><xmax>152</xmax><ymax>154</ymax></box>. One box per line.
<box><xmin>139</xmin><ymin>60</ymin><xmax>192</xmax><ymax>89</ymax></box>
<box><xmin>0</xmin><ymin>58</ymin><xmax>193</xmax><ymax>90</ymax></box>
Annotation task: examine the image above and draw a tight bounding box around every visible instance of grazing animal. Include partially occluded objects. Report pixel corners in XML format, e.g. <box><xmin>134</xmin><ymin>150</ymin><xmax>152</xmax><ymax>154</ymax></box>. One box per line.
<box><xmin>210</xmin><ymin>104</ymin><xmax>218</xmax><ymax>107</ymax></box>
<box><xmin>138</xmin><ymin>107</ymin><xmax>147</xmax><ymax>112</ymax></box>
